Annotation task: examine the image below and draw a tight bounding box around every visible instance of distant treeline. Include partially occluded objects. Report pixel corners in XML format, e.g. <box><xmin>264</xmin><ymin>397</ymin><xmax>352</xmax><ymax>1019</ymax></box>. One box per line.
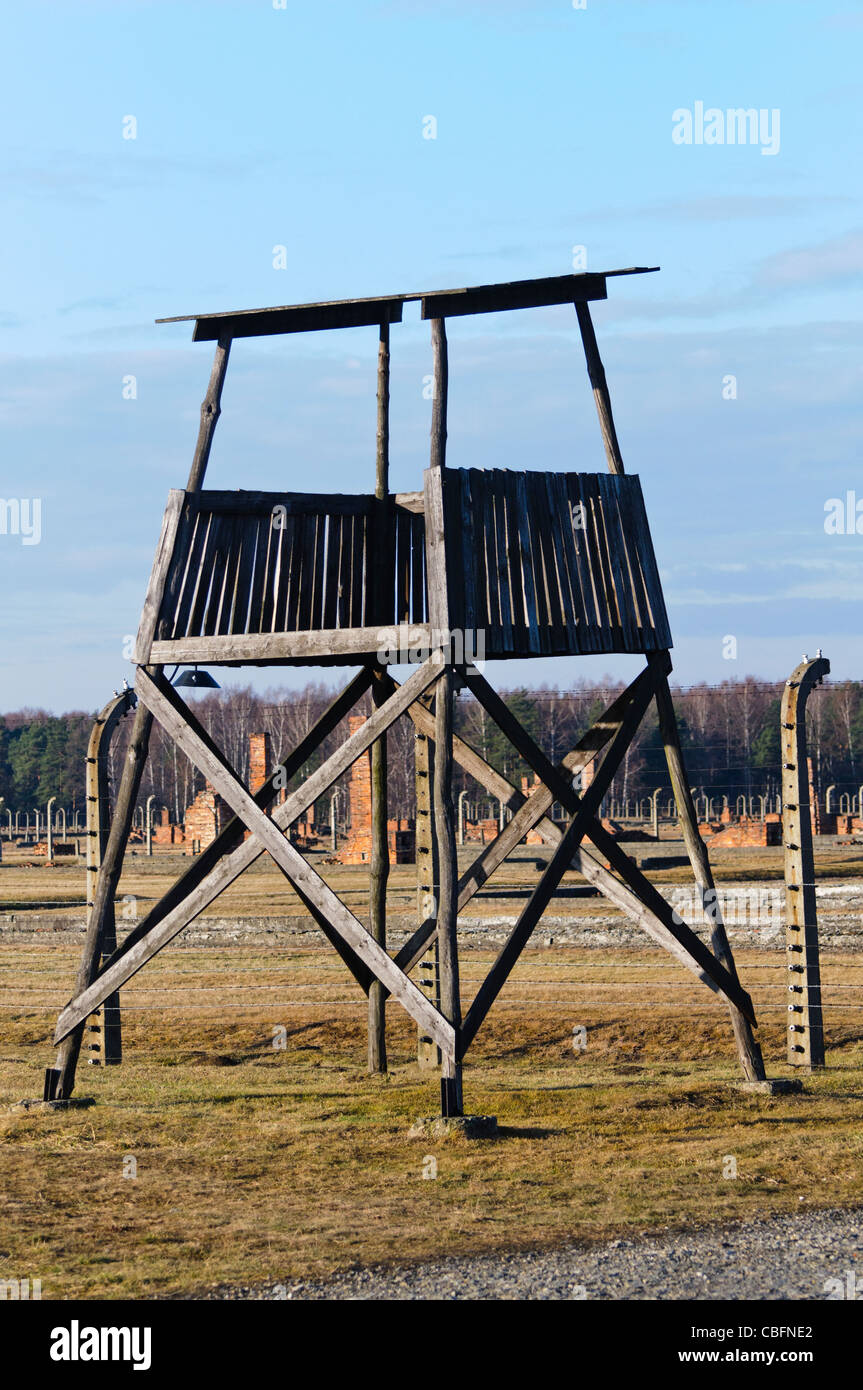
<box><xmin>1</xmin><ymin>676</ymin><xmax>861</xmax><ymax>823</ymax></box>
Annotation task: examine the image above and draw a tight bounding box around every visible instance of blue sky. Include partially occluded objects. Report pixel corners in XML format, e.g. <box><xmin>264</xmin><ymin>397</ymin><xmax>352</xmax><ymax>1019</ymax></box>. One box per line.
<box><xmin>1</xmin><ymin>0</ymin><xmax>861</xmax><ymax>710</ymax></box>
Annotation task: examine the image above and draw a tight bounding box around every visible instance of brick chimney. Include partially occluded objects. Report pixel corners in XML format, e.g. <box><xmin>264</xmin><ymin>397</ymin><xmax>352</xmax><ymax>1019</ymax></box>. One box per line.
<box><xmin>347</xmin><ymin>715</ymin><xmax>372</xmax><ymax>857</ymax></box>
<box><xmin>249</xmin><ymin>732</ymin><xmax>272</xmax><ymax>795</ymax></box>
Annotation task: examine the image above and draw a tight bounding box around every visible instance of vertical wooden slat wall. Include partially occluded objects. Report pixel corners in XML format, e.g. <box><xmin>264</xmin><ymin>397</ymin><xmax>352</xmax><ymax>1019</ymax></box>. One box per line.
<box><xmin>149</xmin><ymin>470</ymin><xmax>670</xmax><ymax>658</ymax></box>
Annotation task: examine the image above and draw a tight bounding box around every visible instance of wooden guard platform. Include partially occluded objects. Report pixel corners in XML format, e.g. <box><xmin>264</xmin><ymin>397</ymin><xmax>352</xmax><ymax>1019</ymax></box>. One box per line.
<box><xmin>46</xmin><ymin>267</ymin><xmax>768</xmax><ymax>1114</ymax></box>
<box><xmin>137</xmin><ymin>469</ymin><xmax>669</xmax><ymax>668</ymax></box>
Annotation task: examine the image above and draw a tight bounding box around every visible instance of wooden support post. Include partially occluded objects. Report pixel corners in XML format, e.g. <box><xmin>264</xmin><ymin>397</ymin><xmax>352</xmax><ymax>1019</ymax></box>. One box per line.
<box><xmin>434</xmin><ymin>669</ymin><xmax>462</xmax><ymax>1115</ymax></box>
<box><xmin>368</xmin><ymin>320</ymin><xmax>391</xmax><ymax>1073</ymax></box>
<box><xmin>430</xmin><ymin>319</ymin><xmax>448</xmax><ymax>472</ymax></box>
<box><xmin>415</xmin><ymin>731</ymin><xmax>441</xmax><ymax>1069</ymax></box>
<box><xmin>376</xmin><ymin>319</ymin><xmax>390</xmax><ymax>488</ymax></box>
<box><xmin>368</xmin><ymin>678</ymin><xmax>389</xmax><ymax>1072</ymax></box>
<box><xmin>426</xmin><ymin>317</ymin><xmax>458</xmax><ymax>1109</ymax></box>
<box><xmin>187</xmin><ymin>335</ymin><xmax>231</xmax><ymax>493</ymax></box>
<box><xmin>649</xmin><ymin>655</ymin><xmax>766</xmax><ymax>1083</ymax></box>
<box><xmin>574</xmin><ymin>300</ymin><xmax>625</xmax><ymax>476</ymax></box>
<box><xmin>781</xmin><ymin>655</ymin><xmax>829</xmax><ymax>1070</ymax></box>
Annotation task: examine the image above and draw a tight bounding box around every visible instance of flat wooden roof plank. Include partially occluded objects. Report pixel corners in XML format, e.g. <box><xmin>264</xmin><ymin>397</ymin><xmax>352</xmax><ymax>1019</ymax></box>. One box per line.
<box><xmin>182</xmin><ymin>296</ymin><xmax>405</xmax><ymax>341</ymax></box>
<box><xmin>420</xmin><ymin>273</ymin><xmax>608</xmax><ymax>319</ymax></box>
<box><xmin>156</xmin><ymin>267</ymin><xmax>659</xmax><ymax>339</ymax></box>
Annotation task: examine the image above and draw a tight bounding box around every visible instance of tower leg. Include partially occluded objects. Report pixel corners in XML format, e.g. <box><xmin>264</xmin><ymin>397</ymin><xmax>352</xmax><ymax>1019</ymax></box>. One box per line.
<box><xmin>367</xmin><ymin>320</ymin><xmax>391</xmax><ymax>1074</ymax></box>
<box><xmin>367</xmin><ymin>673</ymin><xmax>388</xmax><ymax>1074</ymax></box>
<box><xmin>434</xmin><ymin>669</ymin><xmax>462</xmax><ymax>1116</ymax></box>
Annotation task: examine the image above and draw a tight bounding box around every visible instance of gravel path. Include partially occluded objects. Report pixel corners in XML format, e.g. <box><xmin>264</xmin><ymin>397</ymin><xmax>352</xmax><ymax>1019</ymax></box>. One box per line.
<box><xmin>203</xmin><ymin>1207</ymin><xmax>863</xmax><ymax>1300</ymax></box>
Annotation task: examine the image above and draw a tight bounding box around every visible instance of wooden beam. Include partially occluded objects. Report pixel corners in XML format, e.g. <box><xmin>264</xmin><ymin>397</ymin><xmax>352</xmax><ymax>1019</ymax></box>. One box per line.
<box><xmin>421</xmin><ymin>273</ymin><xmax>609</xmax><ymax>319</ymax></box>
<box><xmin>459</xmin><ymin>673</ymin><xmax>648</xmax><ymax>1053</ymax></box>
<box><xmin>434</xmin><ymin>667</ymin><xmax>462</xmax><ymax>1114</ymax></box>
<box><xmin>461</xmin><ymin>662</ymin><xmax>669</xmax><ymax>804</ymax></box>
<box><xmin>134</xmin><ymin>491</ymin><xmax>186</xmax><ymax>665</ymax></box>
<box><xmin>461</xmin><ymin>665</ymin><xmax>757</xmax><ymax>1023</ymax></box>
<box><xmin>569</xmin><ymin>845</ymin><xmax>727</xmax><ymax>991</ymax></box>
<box><xmin>393</xmin><ymin>491</ymin><xmax>424</xmax><ymax>514</ymax></box>
<box><xmin>376</xmin><ymin>320</ymin><xmax>390</xmax><ymax>498</ymax></box>
<box><xmin>397</xmin><ymin>667</ymin><xmax>652</xmax><ymax>816</ymax></box>
<box><xmin>51</xmin><ymin>291</ymin><xmax>236</xmax><ymax>1098</ymax></box>
<box><xmin>133</xmin><ymin>669</ymin><xmax>455</xmax><ymax>1054</ymax></box>
<box><xmin>423</xmin><ymin>467</ymin><xmax>450</xmax><ymax>637</ymax></box>
<box><xmin>384</xmin><ymin>671</ymin><xmax>649</xmax><ymax>980</ymax></box>
<box><xmin>54</xmin><ymin>657</ymin><xmax>443</xmax><ymax>1044</ymax></box>
<box><xmin>404</xmin><ymin>690</ymin><xmax>743</xmax><ymax>1002</ymax></box>
<box><xmin>455</xmin><ymin>667</ymin><xmax>657</xmax><ymax>903</ymax></box>
<box><xmin>102</xmin><ymin>669</ymin><xmax>373</xmax><ymax>972</ymax></box>
<box><xmin>158</xmin><ymin>269</ymin><xmax>658</xmax><ymax>341</ymax></box>
<box><xmin>368</xmin><ymin>318</ymin><xmax>392</xmax><ymax>1073</ymax></box>
<box><xmin>199</xmin><ymin>490</ymin><xmax>374</xmax><ymax>516</ymax></box>
<box><xmin>400</xmin><ymin>727</ymin><xmax>746</xmax><ymax>1005</ymax></box>
<box><xmin>187</xmin><ymin>335</ymin><xmax>232</xmax><ymax>490</ymax></box>
<box><xmin>574</xmin><ymin>301</ymin><xmax>625</xmax><ymax>476</ymax></box>
<box><xmin>149</xmin><ymin>624</ymin><xmax>431</xmax><ymax>666</ymax></box>
<box><xmin>385</xmin><ymin>682</ymin><xmax>628</xmax><ymax>989</ymax></box>
<box><xmin>569</xmin><ymin>808</ymin><xmax>757</xmax><ymax>1021</ymax></box>
<box><xmin>373</xmin><ymin>667</ymin><xmax>657</xmax><ymax>983</ymax></box>
<box><xmin>179</xmin><ymin>297</ymin><xmax>405</xmax><ymax>342</ymax></box>
<box><xmin>429</xmin><ymin>319</ymin><xmax>448</xmax><ymax>472</ymax></box>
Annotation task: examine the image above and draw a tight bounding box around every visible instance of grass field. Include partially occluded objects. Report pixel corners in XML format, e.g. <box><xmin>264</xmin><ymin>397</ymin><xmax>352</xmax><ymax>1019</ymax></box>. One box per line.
<box><xmin>3</xmin><ymin>836</ymin><xmax>863</xmax><ymax>918</ymax></box>
<box><xmin>3</xmin><ymin>912</ymin><xmax>863</xmax><ymax>1298</ymax></box>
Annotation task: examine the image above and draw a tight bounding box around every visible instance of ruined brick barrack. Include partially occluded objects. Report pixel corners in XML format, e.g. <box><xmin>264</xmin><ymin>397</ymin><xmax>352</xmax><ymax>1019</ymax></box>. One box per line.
<box><xmin>48</xmin><ymin>268</ymin><xmax>767</xmax><ymax>1113</ymax></box>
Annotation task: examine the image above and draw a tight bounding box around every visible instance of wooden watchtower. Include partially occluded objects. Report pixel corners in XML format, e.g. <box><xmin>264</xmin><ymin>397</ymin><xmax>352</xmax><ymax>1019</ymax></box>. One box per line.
<box><xmin>48</xmin><ymin>268</ymin><xmax>767</xmax><ymax>1114</ymax></box>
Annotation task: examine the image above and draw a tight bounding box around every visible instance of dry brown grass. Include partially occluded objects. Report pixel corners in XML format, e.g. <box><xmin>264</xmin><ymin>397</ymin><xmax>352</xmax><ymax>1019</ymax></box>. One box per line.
<box><xmin>2</xmin><ymin>937</ymin><xmax>863</xmax><ymax>1300</ymax></box>
<box><xmin>3</xmin><ymin>838</ymin><xmax>863</xmax><ymax>921</ymax></box>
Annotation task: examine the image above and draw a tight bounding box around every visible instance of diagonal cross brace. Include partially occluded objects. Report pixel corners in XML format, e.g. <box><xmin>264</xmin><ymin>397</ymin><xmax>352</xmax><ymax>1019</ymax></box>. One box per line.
<box><xmin>452</xmin><ymin>665</ymin><xmax>658</xmax><ymax>909</ymax></box>
<box><xmin>459</xmin><ymin>670</ymin><xmax>650</xmax><ymax>1053</ymax></box>
<box><xmin>54</xmin><ymin>655</ymin><xmax>446</xmax><ymax>1047</ymax></box>
<box><xmin>379</xmin><ymin>667</ymin><xmax>657</xmax><ymax>978</ymax></box>
<box><xmin>136</xmin><ymin>668</ymin><xmax>456</xmax><ymax>1053</ymax></box>
<box><xmin>390</xmin><ymin>665</ymin><xmax>752</xmax><ymax>1018</ymax></box>
<box><xmin>102</xmin><ymin>667</ymin><xmax>375</xmax><ymax>986</ymax></box>
<box><xmin>462</xmin><ymin>666</ymin><xmax>756</xmax><ymax>1024</ymax></box>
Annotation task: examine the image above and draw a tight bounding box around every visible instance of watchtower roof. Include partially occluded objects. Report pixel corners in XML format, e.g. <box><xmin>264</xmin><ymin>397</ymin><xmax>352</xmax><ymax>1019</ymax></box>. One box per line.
<box><xmin>156</xmin><ymin>266</ymin><xmax>659</xmax><ymax>341</ymax></box>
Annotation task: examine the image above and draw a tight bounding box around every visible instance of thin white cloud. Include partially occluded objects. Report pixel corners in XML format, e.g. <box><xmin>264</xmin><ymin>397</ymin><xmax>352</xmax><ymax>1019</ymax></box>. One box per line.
<box><xmin>757</xmin><ymin>228</ymin><xmax>863</xmax><ymax>289</ymax></box>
